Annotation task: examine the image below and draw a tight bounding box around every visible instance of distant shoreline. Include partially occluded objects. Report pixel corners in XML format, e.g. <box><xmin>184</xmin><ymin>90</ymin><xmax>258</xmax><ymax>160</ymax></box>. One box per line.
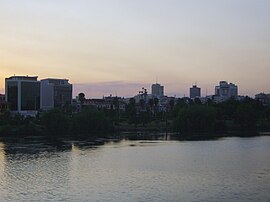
<box><xmin>1</xmin><ymin>130</ymin><xmax>269</xmax><ymax>142</ymax></box>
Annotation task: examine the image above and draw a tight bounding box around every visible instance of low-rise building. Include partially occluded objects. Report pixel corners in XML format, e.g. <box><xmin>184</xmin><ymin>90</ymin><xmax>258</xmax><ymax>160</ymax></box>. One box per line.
<box><xmin>255</xmin><ymin>93</ymin><xmax>270</xmax><ymax>106</ymax></box>
<box><xmin>0</xmin><ymin>94</ymin><xmax>9</xmax><ymax>113</ymax></box>
<box><xmin>83</xmin><ymin>96</ymin><xmax>126</xmax><ymax>112</ymax></box>
<box><xmin>134</xmin><ymin>87</ymin><xmax>149</xmax><ymax>104</ymax></box>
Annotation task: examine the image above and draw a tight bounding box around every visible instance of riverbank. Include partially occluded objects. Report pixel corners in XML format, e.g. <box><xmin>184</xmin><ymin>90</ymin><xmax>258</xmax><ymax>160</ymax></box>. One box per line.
<box><xmin>1</xmin><ymin>97</ymin><xmax>270</xmax><ymax>140</ymax></box>
<box><xmin>1</xmin><ymin>131</ymin><xmax>269</xmax><ymax>156</ymax></box>
<box><xmin>1</xmin><ymin>130</ymin><xmax>269</xmax><ymax>145</ymax></box>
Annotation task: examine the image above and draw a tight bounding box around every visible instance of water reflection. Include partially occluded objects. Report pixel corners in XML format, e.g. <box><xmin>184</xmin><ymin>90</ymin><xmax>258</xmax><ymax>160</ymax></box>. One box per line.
<box><xmin>0</xmin><ymin>137</ymin><xmax>69</xmax><ymax>155</ymax></box>
<box><xmin>0</xmin><ymin>136</ymin><xmax>114</xmax><ymax>155</ymax></box>
<box><xmin>0</xmin><ymin>142</ymin><xmax>7</xmax><ymax>196</ymax></box>
<box><xmin>0</xmin><ymin>136</ymin><xmax>269</xmax><ymax>201</ymax></box>
<box><xmin>121</xmin><ymin>132</ymin><xmax>173</xmax><ymax>141</ymax></box>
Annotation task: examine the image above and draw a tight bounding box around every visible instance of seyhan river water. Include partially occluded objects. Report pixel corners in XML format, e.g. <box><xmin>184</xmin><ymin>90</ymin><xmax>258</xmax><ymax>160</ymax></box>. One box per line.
<box><xmin>0</xmin><ymin>136</ymin><xmax>269</xmax><ymax>201</ymax></box>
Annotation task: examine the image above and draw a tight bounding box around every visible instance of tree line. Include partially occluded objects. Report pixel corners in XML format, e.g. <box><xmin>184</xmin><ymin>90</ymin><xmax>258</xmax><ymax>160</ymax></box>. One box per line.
<box><xmin>0</xmin><ymin>96</ymin><xmax>270</xmax><ymax>138</ymax></box>
<box><xmin>0</xmin><ymin>108</ymin><xmax>111</xmax><ymax>138</ymax></box>
<box><xmin>124</xmin><ymin>96</ymin><xmax>270</xmax><ymax>135</ymax></box>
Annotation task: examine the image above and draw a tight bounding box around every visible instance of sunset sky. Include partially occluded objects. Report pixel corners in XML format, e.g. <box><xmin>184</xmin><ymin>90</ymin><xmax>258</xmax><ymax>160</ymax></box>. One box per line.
<box><xmin>0</xmin><ymin>0</ymin><xmax>269</xmax><ymax>98</ymax></box>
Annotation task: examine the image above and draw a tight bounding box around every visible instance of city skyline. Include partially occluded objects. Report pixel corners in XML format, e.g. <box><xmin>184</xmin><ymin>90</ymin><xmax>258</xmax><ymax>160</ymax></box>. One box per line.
<box><xmin>1</xmin><ymin>74</ymin><xmax>240</xmax><ymax>99</ymax></box>
<box><xmin>1</xmin><ymin>0</ymin><xmax>270</xmax><ymax>97</ymax></box>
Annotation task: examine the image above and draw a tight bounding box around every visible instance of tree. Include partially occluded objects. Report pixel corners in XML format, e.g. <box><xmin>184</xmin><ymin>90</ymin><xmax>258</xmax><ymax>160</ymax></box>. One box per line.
<box><xmin>235</xmin><ymin>103</ymin><xmax>258</xmax><ymax>130</ymax></box>
<box><xmin>78</xmin><ymin>93</ymin><xmax>86</xmax><ymax>104</ymax></box>
<box><xmin>139</xmin><ymin>99</ymin><xmax>145</xmax><ymax>111</ymax></box>
<box><xmin>153</xmin><ymin>98</ymin><xmax>159</xmax><ymax>115</ymax></box>
<box><xmin>126</xmin><ymin>98</ymin><xmax>137</xmax><ymax>125</ymax></box>
<box><xmin>216</xmin><ymin>98</ymin><xmax>238</xmax><ymax>120</ymax></box>
<box><xmin>148</xmin><ymin>99</ymin><xmax>154</xmax><ymax>114</ymax></box>
<box><xmin>194</xmin><ymin>98</ymin><xmax>202</xmax><ymax>105</ymax></box>
<box><xmin>113</xmin><ymin>97</ymin><xmax>119</xmax><ymax>111</ymax></box>
<box><xmin>174</xmin><ymin>105</ymin><xmax>216</xmax><ymax>133</ymax></box>
<box><xmin>169</xmin><ymin>99</ymin><xmax>175</xmax><ymax>110</ymax></box>
<box><xmin>71</xmin><ymin>108</ymin><xmax>111</xmax><ymax>137</ymax></box>
<box><xmin>41</xmin><ymin>109</ymin><xmax>70</xmax><ymax>136</ymax></box>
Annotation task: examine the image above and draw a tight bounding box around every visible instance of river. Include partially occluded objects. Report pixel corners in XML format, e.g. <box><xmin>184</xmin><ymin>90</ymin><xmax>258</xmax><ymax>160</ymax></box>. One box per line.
<box><xmin>0</xmin><ymin>136</ymin><xmax>269</xmax><ymax>201</ymax></box>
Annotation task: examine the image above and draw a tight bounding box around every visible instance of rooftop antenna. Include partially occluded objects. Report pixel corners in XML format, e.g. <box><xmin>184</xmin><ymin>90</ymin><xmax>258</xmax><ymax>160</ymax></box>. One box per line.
<box><xmin>206</xmin><ymin>88</ymin><xmax>208</xmax><ymax>96</ymax></box>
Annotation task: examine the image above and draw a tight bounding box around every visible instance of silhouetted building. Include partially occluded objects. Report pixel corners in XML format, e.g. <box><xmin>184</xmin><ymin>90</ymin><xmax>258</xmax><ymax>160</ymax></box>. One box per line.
<box><xmin>5</xmin><ymin>76</ymin><xmax>40</xmax><ymax>116</ymax></box>
<box><xmin>0</xmin><ymin>94</ymin><xmax>9</xmax><ymax>113</ymax></box>
<box><xmin>134</xmin><ymin>87</ymin><xmax>149</xmax><ymax>103</ymax></box>
<box><xmin>151</xmin><ymin>83</ymin><xmax>164</xmax><ymax>98</ymax></box>
<box><xmin>41</xmin><ymin>78</ymin><xmax>72</xmax><ymax>110</ymax></box>
<box><xmin>0</xmin><ymin>94</ymin><xmax>5</xmax><ymax>102</ymax></box>
<box><xmin>255</xmin><ymin>93</ymin><xmax>270</xmax><ymax>106</ymax></box>
<box><xmin>190</xmin><ymin>84</ymin><xmax>201</xmax><ymax>98</ymax></box>
<box><xmin>215</xmin><ymin>81</ymin><xmax>238</xmax><ymax>102</ymax></box>
<box><xmin>83</xmin><ymin>95</ymin><xmax>126</xmax><ymax>112</ymax></box>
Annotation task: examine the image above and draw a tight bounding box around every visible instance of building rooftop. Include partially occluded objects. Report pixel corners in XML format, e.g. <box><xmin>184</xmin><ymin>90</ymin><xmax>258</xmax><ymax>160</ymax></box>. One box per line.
<box><xmin>6</xmin><ymin>76</ymin><xmax>38</xmax><ymax>81</ymax></box>
<box><xmin>41</xmin><ymin>78</ymin><xmax>69</xmax><ymax>81</ymax></box>
<box><xmin>41</xmin><ymin>78</ymin><xmax>70</xmax><ymax>85</ymax></box>
<box><xmin>191</xmin><ymin>84</ymin><xmax>200</xmax><ymax>88</ymax></box>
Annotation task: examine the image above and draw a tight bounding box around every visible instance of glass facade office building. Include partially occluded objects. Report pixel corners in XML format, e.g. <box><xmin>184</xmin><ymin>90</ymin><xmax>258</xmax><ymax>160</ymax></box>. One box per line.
<box><xmin>7</xmin><ymin>81</ymin><xmax>18</xmax><ymax>110</ymax></box>
<box><xmin>41</xmin><ymin>78</ymin><xmax>72</xmax><ymax>110</ymax></box>
<box><xmin>21</xmin><ymin>81</ymin><xmax>40</xmax><ymax>110</ymax></box>
<box><xmin>5</xmin><ymin>76</ymin><xmax>40</xmax><ymax>115</ymax></box>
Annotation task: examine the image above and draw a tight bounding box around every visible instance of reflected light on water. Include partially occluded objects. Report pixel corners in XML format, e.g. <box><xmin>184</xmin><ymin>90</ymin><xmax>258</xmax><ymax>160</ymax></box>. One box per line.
<box><xmin>0</xmin><ymin>142</ymin><xmax>7</xmax><ymax>198</ymax></box>
<box><xmin>0</xmin><ymin>142</ymin><xmax>5</xmax><ymax>161</ymax></box>
<box><xmin>0</xmin><ymin>142</ymin><xmax>6</xmax><ymax>174</ymax></box>
<box><xmin>0</xmin><ymin>136</ymin><xmax>269</xmax><ymax>201</ymax></box>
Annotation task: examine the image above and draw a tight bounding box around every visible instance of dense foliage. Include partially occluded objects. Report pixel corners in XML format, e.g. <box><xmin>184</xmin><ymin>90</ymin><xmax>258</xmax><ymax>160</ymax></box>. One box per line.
<box><xmin>173</xmin><ymin>97</ymin><xmax>270</xmax><ymax>134</ymax></box>
<box><xmin>122</xmin><ymin>96</ymin><xmax>270</xmax><ymax>134</ymax></box>
<box><xmin>0</xmin><ymin>108</ymin><xmax>112</xmax><ymax>138</ymax></box>
<box><xmin>0</xmin><ymin>97</ymin><xmax>270</xmax><ymax>138</ymax></box>
<box><xmin>173</xmin><ymin>105</ymin><xmax>216</xmax><ymax>133</ymax></box>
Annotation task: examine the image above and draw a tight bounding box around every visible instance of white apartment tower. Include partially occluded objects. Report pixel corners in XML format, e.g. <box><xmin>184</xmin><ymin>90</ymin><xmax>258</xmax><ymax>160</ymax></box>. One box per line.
<box><xmin>151</xmin><ymin>83</ymin><xmax>164</xmax><ymax>98</ymax></box>
<box><xmin>215</xmin><ymin>81</ymin><xmax>238</xmax><ymax>101</ymax></box>
<box><xmin>190</xmin><ymin>84</ymin><xmax>201</xmax><ymax>98</ymax></box>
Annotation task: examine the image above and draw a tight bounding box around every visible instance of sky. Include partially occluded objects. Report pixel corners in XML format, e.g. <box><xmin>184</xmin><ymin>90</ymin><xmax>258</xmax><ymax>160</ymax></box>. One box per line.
<box><xmin>0</xmin><ymin>0</ymin><xmax>270</xmax><ymax>98</ymax></box>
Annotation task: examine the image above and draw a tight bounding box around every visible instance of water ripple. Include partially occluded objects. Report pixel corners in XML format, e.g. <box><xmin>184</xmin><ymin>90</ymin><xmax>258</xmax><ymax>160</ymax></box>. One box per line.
<box><xmin>0</xmin><ymin>137</ymin><xmax>269</xmax><ymax>201</ymax></box>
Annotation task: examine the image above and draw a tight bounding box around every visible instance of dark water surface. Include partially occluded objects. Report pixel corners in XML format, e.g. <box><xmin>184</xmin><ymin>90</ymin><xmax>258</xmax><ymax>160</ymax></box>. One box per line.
<box><xmin>0</xmin><ymin>136</ymin><xmax>269</xmax><ymax>201</ymax></box>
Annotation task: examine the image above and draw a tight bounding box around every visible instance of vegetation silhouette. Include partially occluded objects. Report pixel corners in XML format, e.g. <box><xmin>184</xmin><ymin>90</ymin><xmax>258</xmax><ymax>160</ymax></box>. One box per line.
<box><xmin>0</xmin><ymin>97</ymin><xmax>270</xmax><ymax>139</ymax></box>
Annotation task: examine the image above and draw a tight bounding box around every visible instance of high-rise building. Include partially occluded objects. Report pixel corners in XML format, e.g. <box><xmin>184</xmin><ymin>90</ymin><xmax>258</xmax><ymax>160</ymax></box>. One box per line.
<box><xmin>5</xmin><ymin>76</ymin><xmax>40</xmax><ymax>116</ymax></box>
<box><xmin>41</xmin><ymin>78</ymin><xmax>72</xmax><ymax>110</ymax></box>
<box><xmin>190</xmin><ymin>84</ymin><xmax>201</xmax><ymax>98</ymax></box>
<box><xmin>215</xmin><ymin>81</ymin><xmax>238</xmax><ymax>101</ymax></box>
<box><xmin>151</xmin><ymin>83</ymin><xmax>164</xmax><ymax>98</ymax></box>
